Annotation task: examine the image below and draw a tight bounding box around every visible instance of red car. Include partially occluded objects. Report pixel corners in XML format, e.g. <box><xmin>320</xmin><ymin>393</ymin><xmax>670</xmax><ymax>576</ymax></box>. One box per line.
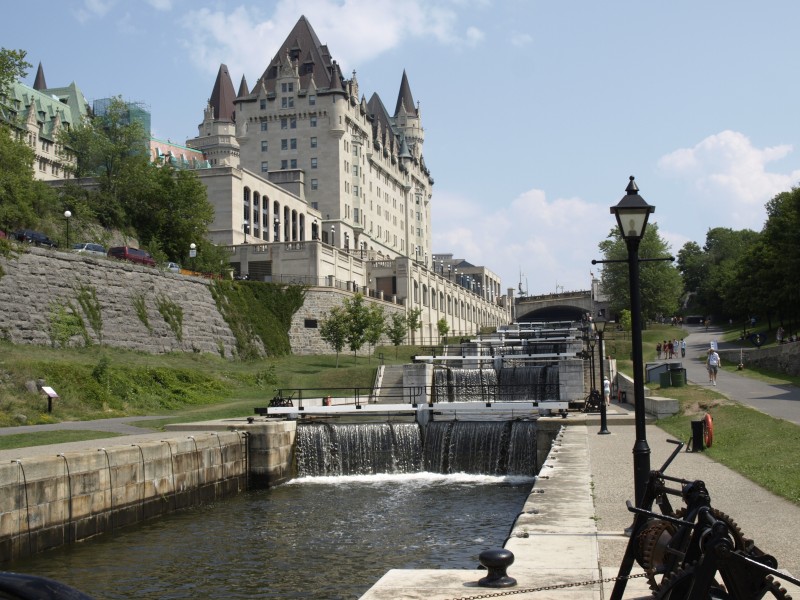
<box><xmin>107</xmin><ymin>246</ymin><xmax>156</xmax><ymax>267</ymax></box>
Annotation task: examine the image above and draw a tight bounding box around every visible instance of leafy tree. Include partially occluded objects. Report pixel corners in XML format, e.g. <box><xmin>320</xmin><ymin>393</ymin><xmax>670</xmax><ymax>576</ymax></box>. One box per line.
<box><xmin>364</xmin><ymin>303</ymin><xmax>386</xmax><ymax>362</ymax></box>
<box><xmin>676</xmin><ymin>241</ymin><xmax>704</xmax><ymax>298</ymax></box>
<box><xmin>407</xmin><ymin>307</ymin><xmax>422</xmax><ymax>345</ymax></box>
<box><xmin>0</xmin><ymin>126</ymin><xmax>41</xmax><ymax>232</ymax></box>
<box><xmin>319</xmin><ymin>306</ymin><xmax>349</xmax><ymax>367</ymax></box>
<box><xmin>386</xmin><ymin>312</ymin><xmax>408</xmax><ymax>358</ymax></box>
<box><xmin>760</xmin><ymin>188</ymin><xmax>800</xmax><ymax>327</ymax></box>
<box><xmin>0</xmin><ymin>48</ymin><xmax>30</xmax><ymax>94</ymax></box>
<box><xmin>343</xmin><ymin>293</ymin><xmax>370</xmax><ymax>360</ymax></box>
<box><xmin>619</xmin><ymin>309</ymin><xmax>632</xmax><ymax>332</ymax></box>
<box><xmin>598</xmin><ymin>222</ymin><xmax>682</xmax><ymax>322</ymax></box>
<box><xmin>437</xmin><ymin>317</ymin><xmax>449</xmax><ymax>344</ymax></box>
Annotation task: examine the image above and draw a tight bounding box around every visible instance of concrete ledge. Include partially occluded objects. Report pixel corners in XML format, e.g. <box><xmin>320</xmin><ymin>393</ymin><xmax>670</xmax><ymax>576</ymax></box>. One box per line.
<box><xmin>644</xmin><ymin>396</ymin><xmax>679</xmax><ymax>418</ymax></box>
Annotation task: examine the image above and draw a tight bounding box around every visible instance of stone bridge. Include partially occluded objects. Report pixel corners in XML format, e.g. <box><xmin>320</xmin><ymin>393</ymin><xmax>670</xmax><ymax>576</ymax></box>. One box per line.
<box><xmin>514</xmin><ymin>290</ymin><xmax>594</xmax><ymax>322</ymax></box>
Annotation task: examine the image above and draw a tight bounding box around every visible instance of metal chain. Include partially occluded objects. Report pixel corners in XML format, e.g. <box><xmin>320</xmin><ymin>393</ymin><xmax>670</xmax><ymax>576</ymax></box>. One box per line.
<box><xmin>448</xmin><ymin>572</ymin><xmax>649</xmax><ymax>600</ymax></box>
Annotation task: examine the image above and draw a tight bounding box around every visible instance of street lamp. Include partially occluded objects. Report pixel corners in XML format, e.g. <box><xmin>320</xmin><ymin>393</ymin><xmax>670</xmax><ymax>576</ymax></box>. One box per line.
<box><xmin>274</xmin><ymin>217</ymin><xmax>280</xmax><ymax>242</ymax></box>
<box><xmin>587</xmin><ymin>330</ymin><xmax>596</xmax><ymax>394</ymax></box>
<box><xmin>312</xmin><ymin>219</ymin><xmax>318</xmax><ymax>240</ymax></box>
<box><xmin>330</xmin><ymin>225</ymin><xmax>335</xmax><ymax>247</ymax></box>
<box><xmin>189</xmin><ymin>242</ymin><xmax>197</xmax><ymax>271</ymax></box>
<box><xmin>344</xmin><ymin>232</ymin><xmax>349</xmax><ymax>251</ymax></box>
<box><xmin>595</xmin><ymin>317</ymin><xmax>610</xmax><ymax>435</ymax></box>
<box><xmin>611</xmin><ymin>175</ymin><xmax>655</xmax><ymax>506</ymax></box>
<box><xmin>63</xmin><ymin>210</ymin><xmax>72</xmax><ymax>247</ymax></box>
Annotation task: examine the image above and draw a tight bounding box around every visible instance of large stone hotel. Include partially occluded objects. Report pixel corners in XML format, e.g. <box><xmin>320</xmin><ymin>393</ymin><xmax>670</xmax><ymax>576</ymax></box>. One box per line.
<box><xmin>186</xmin><ymin>16</ymin><xmax>512</xmax><ymax>342</ymax></box>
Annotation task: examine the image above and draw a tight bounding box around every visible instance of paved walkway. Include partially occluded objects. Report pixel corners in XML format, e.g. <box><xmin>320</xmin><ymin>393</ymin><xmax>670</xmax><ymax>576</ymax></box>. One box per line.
<box><xmin>682</xmin><ymin>324</ymin><xmax>800</xmax><ymax>425</ymax></box>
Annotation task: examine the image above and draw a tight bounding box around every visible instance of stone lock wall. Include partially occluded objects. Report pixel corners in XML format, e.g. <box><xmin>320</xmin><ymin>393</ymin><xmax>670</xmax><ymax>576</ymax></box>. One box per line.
<box><xmin>0</xmin><ymin>432</ymin><xmax>247</xmax><ymax>563</ymax></box>
<box><xmin>720</xmin><ymin>343</ymin><xmax>800</xmax><ymax>377</ymax></box>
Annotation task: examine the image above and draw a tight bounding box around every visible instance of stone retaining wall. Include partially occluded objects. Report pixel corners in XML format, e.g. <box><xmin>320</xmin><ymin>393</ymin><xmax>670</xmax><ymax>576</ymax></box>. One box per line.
<box><xmin>719</xmin><ymin>342</ymin><xmax>800</xmax><ymax>377</ymax></box>
<box><xmin>0</xmin><ymin>247</ymin><xmax>238</xmax><ymax>356</ymax></box>
<box><xmin>289</xmin><ymin>287</ymin><xmax>405</xmax><ymax>355</ymax></box>
<box><xmin>0</xmin><ymin>247</ymin><xmax>407</xmax><ymax>357</ymax></box>
<box><xmin>0</xmin><ymin>431</ymin><xmax>247</xmax><ymax>563</ymax></box>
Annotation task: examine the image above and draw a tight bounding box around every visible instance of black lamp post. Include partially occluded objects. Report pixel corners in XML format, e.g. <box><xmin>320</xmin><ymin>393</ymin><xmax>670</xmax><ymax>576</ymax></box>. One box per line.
<box><xmin>273</xmin><ymin>217</ymin><xmax>280</xmax><ymax>242</ymax></box>
<box><xmin>312</xmin><ymin>219</ymin><xmax>318</xmax><ymax>240</ymax></box>
<box><xmin>63</xmin><ymin>210</ymin><xmax>72</xmax><ymax>248</ymax></box>
<box><xmin>611</xmin><ymin>175</ymin><xmax>655</xmax><ymax>506</ymax></box>
<box><xmin>588</xmin><ymin>331</ymin><xmax>596</xmax><ymax>393</ymax></box>
<box><xmin>595</xmin><ymin>317</ymin><xmax>610</xmax><ymax>435</ymax></box>
<box><xmin>330</xmin><ymin>225</ymin><xmax>335</xmax><ymax>247</ymax></box>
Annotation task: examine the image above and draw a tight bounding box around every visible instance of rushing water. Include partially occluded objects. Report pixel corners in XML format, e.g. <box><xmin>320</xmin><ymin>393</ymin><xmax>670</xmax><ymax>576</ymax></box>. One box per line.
<box><xmin>8</xmin><ymin>473</ymin><xmax>534</xmax><ymax>599</ymax></box>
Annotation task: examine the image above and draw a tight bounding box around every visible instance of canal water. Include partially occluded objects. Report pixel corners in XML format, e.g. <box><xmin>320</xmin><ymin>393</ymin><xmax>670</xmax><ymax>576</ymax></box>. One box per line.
<box><xmin>9</xmin><ymin>472</ymin><xmax>534</xmax><ymax>599</ymax></box>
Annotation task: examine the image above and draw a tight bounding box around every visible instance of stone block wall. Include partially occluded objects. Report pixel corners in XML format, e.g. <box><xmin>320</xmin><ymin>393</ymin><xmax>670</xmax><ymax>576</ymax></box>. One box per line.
<box><xmin>244</xmin><ymin>420</ymin><xmax>297</xmax><ymax>487</ymax></box>
<box><xmin>720</xmin><ymin>343</ymin><xmax>800</xmax><ymax>377</ymax></box>
<box><xmin>0</xmin><ymin>432</ymin><xmax>247</xmax><ymax>563</ymax></box>
<box><xmin>0</xmin><ymin>248</ymin><xmax>238</xmax><ymax>356</ymax></box>
<box><xmin>289</xmin><ymin>287</ymin><xmax>405</xmax><ymax>355</ymax></box>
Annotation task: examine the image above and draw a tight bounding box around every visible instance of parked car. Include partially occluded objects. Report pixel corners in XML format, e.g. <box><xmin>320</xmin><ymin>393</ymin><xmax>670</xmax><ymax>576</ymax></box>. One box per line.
<box><xmin>166</xmin><ymin>262</ymin><xmax>181</xmax><ymax>273</ymax></box>
<box><xmin>107</xmin><ymin>246</ymin><xmax>156</xmax><ymax>267</ymax></box>
<box><xmin>72</xmin><ymin>242</ymin><xmax>107</xmax><ymax>257</ymax></box>
<box><xmin>13</xmin><ymin>229</ymin><xmax>58</xmax><ymax>247</ymax></box>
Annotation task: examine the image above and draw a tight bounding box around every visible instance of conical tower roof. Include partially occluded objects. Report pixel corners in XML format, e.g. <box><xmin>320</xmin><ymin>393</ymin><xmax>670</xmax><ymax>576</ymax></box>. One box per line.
<box><xmin>209</xmin><ymin>64</ymin><xmax>237</xmax><ymax>122</ymax></box>
<box><xmin>237</xmin><ymin>75</ymin><xmax>249</xmax><ymax>98</ymax></box>
<box><xmin>33</xmin><ymin>62</ymin><xmax>47</xmax><ymax>91</ymax></box>
<box><xmin>394</xmin><ymin>70</ymin><xmax>417</xmax><ymax>117</ymax></box>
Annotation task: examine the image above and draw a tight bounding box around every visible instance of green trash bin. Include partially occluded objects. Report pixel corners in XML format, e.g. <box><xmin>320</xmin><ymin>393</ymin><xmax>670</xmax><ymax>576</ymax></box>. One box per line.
<box><xmin>671</xmin><ymin>368</ymin><xmax>686</xmax><ymax>387</ymax></box>
<box><xmin>659</xmin><ymin>372</ymin><xmax>671</xmax><ymax>388</ymax></box>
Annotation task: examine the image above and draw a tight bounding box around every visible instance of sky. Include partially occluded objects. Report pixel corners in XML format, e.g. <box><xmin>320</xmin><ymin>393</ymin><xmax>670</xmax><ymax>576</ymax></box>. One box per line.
<box><xmin>6</xmin><ymin>0</ymin><xmax>800</xmax><ymax>295</ymax></box>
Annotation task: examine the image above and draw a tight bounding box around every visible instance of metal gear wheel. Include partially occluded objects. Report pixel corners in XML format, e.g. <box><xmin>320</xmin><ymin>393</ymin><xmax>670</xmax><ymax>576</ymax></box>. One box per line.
<box><xmin>653</xmin><ymin>563</ymin><xmax>792</xmax><ymax>600</ymax></box>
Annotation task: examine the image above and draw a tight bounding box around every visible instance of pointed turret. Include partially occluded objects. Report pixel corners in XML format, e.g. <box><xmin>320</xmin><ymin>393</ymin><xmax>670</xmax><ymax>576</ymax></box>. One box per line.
<box><xmin>237</xmin><ymin>75</ymin><xmax>249</xmax><ymax>98</ymax></box>
<box><xmin>209</xmin><ymin>64</ymin><xmax>237</xmax><ymax>122</ymax></box>
<box><xmin>394</xmin><ymin>70</ymin><xmax>417</xmax><ymax>117</ymax></box>
<box><xmin>33</xmin><ymin>62</ymin><xmax>47</xmax><ymax>91</ymax></box>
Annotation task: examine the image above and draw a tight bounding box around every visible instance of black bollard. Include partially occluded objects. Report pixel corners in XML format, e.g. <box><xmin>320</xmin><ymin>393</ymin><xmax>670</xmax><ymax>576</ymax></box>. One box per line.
<box><xmin>477</xmin><ymin>548</ymin><xmax>517</xmax><ymax>588</ymax></box>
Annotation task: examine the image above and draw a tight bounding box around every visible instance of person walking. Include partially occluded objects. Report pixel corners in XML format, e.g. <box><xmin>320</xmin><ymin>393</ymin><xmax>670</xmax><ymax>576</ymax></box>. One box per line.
<box><xmin>707</xmin><ymin>348</ymin><xmax>721</xmax><ymax>386</ymax></box>
<box><xmin>603</xmin><ymin>377</ymin><xmax>611</xmax><ymax>406</ymax></box>
<box><xmin>680</xmin><ymin>338</ymin><xmax>686</xmax><ymax>358</ymax></box>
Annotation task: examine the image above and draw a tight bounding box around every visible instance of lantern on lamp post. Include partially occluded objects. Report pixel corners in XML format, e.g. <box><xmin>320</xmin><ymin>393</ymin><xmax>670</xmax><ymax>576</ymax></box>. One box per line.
<box><xmin>610</xmin><ymin>176</ymin><xmax>655</xmax><ymax>506</ymax></box>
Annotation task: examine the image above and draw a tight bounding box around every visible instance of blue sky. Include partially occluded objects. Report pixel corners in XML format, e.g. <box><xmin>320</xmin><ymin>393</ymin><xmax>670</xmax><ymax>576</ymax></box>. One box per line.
<box><xmin>6</xmin><ymin>0</ymin><xmax>800</xmax><ymax>295</ymax></box>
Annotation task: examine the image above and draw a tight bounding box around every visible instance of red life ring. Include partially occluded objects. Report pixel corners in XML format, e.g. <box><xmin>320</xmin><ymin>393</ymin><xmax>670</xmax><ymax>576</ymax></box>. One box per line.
<box><xmin>703</xmin><ymin>413</ymin><xmax>714</xmax><ymax>448</ymax></box>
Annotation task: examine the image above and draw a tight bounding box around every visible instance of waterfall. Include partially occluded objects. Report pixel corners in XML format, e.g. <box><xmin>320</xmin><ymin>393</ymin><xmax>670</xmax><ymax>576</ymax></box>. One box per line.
<box><xmin>297</xmin><ymin>421</ymin><xmax>539</xmax><ymax>477</ymax></box>
<box><xmin>497</xmin><ymin>365</ymin><xmax>560</xmax><ymax>401</ymax></box>
<box><xmin>446</xmin><ymin>367</ymin><xmax>498</xmax><ymax>402</ymax></box>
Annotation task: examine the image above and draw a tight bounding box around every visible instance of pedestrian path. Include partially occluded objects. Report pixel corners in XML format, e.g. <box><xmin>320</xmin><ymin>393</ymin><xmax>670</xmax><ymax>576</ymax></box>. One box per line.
<box><xmin>683</xmin><ymin>325</ymin><xmax>800</xmax><ymax>425</ymax></box>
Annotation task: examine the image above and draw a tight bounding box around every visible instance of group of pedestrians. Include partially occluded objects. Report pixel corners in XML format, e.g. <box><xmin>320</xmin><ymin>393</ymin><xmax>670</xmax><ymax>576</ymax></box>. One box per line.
<box><xmin>656</xmin><ymin>338</ymin><xmax>686</xmax><ymax>360</ymax></box>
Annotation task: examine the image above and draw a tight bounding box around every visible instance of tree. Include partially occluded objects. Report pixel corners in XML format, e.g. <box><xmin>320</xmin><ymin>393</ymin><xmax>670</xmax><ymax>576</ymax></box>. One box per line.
<box><xmin>343</xmin><ymin>293</ymin><xmax>370</xmax><ymax>361</ymax></box>
<box><xmin>319</xmin><ymin>306</ymin><xmax>349</xmax><ymax>367</ymax></box>
<box><xmin>407</xmin><ymin>307</ymin><xmax>422</xmax><ymax>345</ymax></box>
<box><xmin>386</xmin><ymin>313</ymin><xmax>408</xmax><ymax>358</ymax></box>
<box><xmin>598</xmin><ymin>222</ymin><xmax>682</xmax><ymax>322</ymax></box>
<box><xmin>437</xmin><ymin>318</ymin><xmax>449</xmax><ymax>344</ymax></box>
<box><xmin>0</xmin><ymin>48</ymin><xmax>30</xmax><ymax>94</ymax></box>
<box><xmin>364</xmin><ymin>303</ymin><xmax>386</xmax><ymax>362</ymax></box>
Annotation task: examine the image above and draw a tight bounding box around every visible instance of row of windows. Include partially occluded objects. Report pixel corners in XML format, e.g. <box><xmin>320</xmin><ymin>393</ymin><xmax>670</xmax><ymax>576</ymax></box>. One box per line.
<box><xmin>258</xmin><ymin>116</ymin><xmax>319</xmax><ymax>132</ymax></box>
<box><xmin>260</xmin><ymin>158</ymin><xmax>318</xmax><ymax>172</ymax></box>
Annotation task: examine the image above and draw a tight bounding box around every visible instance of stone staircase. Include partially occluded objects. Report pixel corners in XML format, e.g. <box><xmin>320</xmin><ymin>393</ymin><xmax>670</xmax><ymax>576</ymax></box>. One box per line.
<box><xmin>374</xmin><ymin>365</ymin><xmax>406</xmax><ymax>403</ymax></box>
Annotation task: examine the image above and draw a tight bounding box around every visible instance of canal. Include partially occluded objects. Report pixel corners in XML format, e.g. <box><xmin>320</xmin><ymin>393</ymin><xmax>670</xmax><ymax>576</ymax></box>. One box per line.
<box><xmin>10</xmin><ymin>472</ymin><xmax>533</xmax><ymax>599</ymax></box>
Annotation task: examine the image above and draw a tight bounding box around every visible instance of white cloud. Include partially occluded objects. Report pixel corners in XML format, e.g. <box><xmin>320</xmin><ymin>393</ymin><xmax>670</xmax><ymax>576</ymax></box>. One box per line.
<box><xmin>658</xmin><ymin>130</ymin><xmax>800</xmax><ymax>228</ymax></box>
<box><xmin>74</xmin><ymin>0</ymin><xmax>116</xmax><ymax>22</ymax></box>
<box><xmin>432</xmin><ymin>188</ymin><xmax>604</xmax><ymax>295</ymax></box>
<box><xmin>510</xmin><ymin>33</ymin><xmax>533</xmax><ymax>47</ymax></box>
<box><xmin>180</xmin><ymin>0</ymin><xmax>481</xmax><ymax>78</ymax></box>
<box><xmin>147</xmin><ymin>0</ymin><xmax>173</xmax><ymax>10</ymax></box>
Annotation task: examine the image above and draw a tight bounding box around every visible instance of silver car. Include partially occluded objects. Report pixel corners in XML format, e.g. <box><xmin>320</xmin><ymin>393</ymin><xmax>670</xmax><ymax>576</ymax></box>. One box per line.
<box><xmin>72</xmin><ymin>242</ymin><xmax>107</xmax><ymax>257</ymax></box>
